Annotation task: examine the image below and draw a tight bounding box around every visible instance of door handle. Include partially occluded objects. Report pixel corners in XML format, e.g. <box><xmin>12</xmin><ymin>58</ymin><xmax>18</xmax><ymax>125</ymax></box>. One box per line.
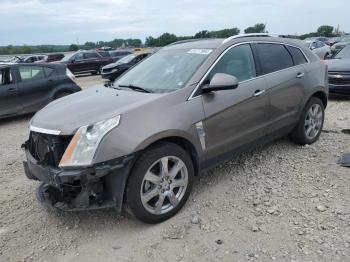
<box><xmin>253</xmin><ymin>89</ymin><xmax>266</xmax><ymax>97</ymax></box>
<box><xmin>7</xmin><ymin>87</ymin><xmax>16</xmax><ymax>92</ymax></box>
<box><xmin>296</xmin><ymin>72</ymin><xmax>305</xmax><ymax>78</ymax></box>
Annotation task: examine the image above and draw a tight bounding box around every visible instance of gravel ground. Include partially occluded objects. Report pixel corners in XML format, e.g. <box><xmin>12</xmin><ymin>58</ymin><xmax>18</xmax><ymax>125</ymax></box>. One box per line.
<box><xmin>0</xmin><ymin>75</ymin><xmax>350</xmax><ymax>262</ymax></box>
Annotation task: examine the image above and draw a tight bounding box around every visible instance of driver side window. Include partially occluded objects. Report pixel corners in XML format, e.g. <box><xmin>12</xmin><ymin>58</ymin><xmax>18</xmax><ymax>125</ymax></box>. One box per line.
<box><xmin>207</xmin><ymin>44</ymin><xmax>256</xmax><ymax>83</ymax></box>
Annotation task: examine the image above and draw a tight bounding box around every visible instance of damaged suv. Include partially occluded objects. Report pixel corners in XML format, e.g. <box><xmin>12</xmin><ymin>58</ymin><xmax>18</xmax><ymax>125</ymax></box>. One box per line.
<box><xmin>23</xmin><ymin>35</ymin><xmax>328</xmax><ymax>223</ymax></box>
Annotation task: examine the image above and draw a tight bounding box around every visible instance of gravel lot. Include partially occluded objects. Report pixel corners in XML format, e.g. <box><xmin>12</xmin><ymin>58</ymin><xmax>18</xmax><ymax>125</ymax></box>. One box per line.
<box><xmin>0</xmin><ymin>75</ymin><xmax>350</xmax><ymax>262</ymax></box>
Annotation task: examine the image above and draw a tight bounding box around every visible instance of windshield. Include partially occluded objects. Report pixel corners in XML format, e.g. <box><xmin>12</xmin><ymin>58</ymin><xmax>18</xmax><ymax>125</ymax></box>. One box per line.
<box><xmin>335</xmin><ymin>45</ymin><xmax>350</xmax><ymax>59</ymax></box>
<box><xmin>116</xmin><ymin>48</ymin><xmax>212</xmax><ymax>93</ymax></box>
<box><xmin>116</xmin><ymin>54</ymin><xmax>136</xmax><ymax>64</ymax></box>
<box><xmin>61</xmin><ymin>53</ymin><xmax>75</xmax><ymax>62</ymax></box>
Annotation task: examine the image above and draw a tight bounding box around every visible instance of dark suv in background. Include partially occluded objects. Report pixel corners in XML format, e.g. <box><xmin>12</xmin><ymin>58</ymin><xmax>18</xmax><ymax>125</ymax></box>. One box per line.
<box><xmin>59</xmin><ymin>50</ymin><xmax>113</xmax><ymax>75</ymax></box>
<box><xmin>23</xmin><ymin>35</ymin><xmax>328</xmax><ymax>223</ymax></box>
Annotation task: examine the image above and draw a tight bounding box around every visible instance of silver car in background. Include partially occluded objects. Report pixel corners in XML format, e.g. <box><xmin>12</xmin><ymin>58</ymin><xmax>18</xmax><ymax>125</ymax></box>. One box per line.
<box><xmin>304</xmin><ymin>40</ymin><xmax>331</xmax><ymax>59</ymax></box>
<box><xmin>23</xmin><ymin>34</ymin><xmax>328</xmax><ymax>223</ymax></box>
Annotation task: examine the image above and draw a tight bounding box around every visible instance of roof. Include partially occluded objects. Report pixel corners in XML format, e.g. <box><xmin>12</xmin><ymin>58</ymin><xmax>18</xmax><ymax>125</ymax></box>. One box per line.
<box><xmin>164</xmin><ymin>38</ymin><xmax>224</xmax><ymax>50</ymax></box>
<box><xmin>164</xmin><ymin>34</ymin><xmax>306</xmax><ymax>50</ymax></box>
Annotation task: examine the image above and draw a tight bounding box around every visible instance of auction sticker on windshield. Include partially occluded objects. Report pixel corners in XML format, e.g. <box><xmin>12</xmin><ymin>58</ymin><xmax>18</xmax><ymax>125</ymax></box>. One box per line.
<box><xmin>187</xmin><ymin>49</ymin><xmax>212</xmax><ymax>55</ymax></box>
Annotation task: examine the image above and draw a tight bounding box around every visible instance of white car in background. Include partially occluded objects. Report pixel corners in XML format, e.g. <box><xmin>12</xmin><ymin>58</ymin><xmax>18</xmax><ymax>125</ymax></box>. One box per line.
<box><xmin>304</xmin><ymin>40</ymin><xmax>331</xmax><ymax>59</ymax></box>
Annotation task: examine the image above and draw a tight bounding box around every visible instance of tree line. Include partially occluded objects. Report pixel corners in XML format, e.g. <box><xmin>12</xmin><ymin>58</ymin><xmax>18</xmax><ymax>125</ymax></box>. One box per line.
<box><xmin>0</xmin><ymin>24</ymin><xmax>346</xmax><ymax>55</ymax></box>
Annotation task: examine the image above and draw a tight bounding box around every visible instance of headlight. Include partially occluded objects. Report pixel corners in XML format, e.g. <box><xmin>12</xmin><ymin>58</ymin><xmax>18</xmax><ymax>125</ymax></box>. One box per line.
<box><xmin>59</xmin><ymin>115</ymin><xmax>121</xmax><ymax>167</ymax></box>
<box><xmin>111</xmin><ymin>68</ymin><xmax>119</xmax><ymax>73</ymax></box>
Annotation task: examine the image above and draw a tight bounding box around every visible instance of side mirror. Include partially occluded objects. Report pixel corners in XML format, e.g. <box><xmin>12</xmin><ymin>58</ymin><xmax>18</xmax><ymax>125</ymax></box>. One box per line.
<box><xmin>70</xmin><ymin>59</ymin><xmax>75</xmax><ymax>63</ymax></box>
<box><xmin>202</xmin><ymin>73</ymin><xmax>239</xmax><ymax>93</ymax></box>
<box><xmin>310</xmin><ymin>46</ymin><xmax>316</xmax><ymax>50</ymax></box>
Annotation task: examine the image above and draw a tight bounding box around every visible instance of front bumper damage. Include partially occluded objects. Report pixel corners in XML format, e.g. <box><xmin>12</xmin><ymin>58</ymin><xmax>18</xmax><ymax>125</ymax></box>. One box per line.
<box><xmin>22</xmin><ymin>142</ymin><xmax>135</xmax><ymax>212</ymax></box>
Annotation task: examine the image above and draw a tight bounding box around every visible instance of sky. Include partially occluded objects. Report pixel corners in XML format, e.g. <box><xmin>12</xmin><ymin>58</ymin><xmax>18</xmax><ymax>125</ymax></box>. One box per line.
<box><xmin>0</xmin><ymin>0</ymin><xmax>349</xmax><ymax>46</ymax></box>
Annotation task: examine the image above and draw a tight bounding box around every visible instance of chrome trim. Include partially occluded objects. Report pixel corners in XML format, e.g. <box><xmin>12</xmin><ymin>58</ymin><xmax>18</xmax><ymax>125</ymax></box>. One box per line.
<box><xmin>222</xmin><ymin>33</ymin><xmax>275</xmax><ymax>43</ymax></box>
<box><xmin>195</xmin><ymin>121</ymin><xmax>206</xmax><ymax>150</ymax></box>
<box><xmin>29</xmin><ymin>125</ymin><xmax>61</xmax><ymax>135</ymax></box>
<box><xmin>188</xmin><ymin>41</ymin><xmax>310</xmax><ymax>100</ymax></box>
<box><xmin>253</xmin><ymin>90</ymin><xmax>266</xmax><ymax>97</ymax></box>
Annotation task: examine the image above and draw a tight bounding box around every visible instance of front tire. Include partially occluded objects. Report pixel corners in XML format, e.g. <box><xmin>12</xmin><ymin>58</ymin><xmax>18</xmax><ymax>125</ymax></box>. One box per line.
<box><xmin>290</xmin><ymin>97</ymin><xmax>325</xmax><ymax>145</ymax></box>
<box><xmin>125</xmin><ymin>142</ymin><xmax>194</xmax><ymax>224</ymax></box>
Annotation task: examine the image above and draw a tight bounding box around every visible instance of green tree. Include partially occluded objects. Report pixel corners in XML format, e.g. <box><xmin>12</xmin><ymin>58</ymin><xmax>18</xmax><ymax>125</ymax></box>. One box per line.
<box><xmin>194</xmin><ymin>30</ymin><xmax>211</xmax><ymax>38</ymax></box>
<box><xmin>69</xmin><ymin>44</ymin><xmax>79</xmax><ymax>51</ymax></box>
<box><xmin>244</xmin><ymin>23</ymin><xmax>267</xmax><ymax>34</ymax></box>
<box><xmin>317</xmin><ymin>25</ymin><xmax>334</xmax><ymax>37</ymax></box>
<box><xmin>158</xmin><ymin>33</ymin><xmax>178</xmax><ymax>46</ymax></box>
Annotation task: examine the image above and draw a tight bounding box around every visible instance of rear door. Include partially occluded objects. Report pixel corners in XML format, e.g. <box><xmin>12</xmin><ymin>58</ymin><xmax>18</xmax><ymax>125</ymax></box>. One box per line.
<box><xmin>201</xmin><ymin>43</ymin><xmax>269</xmax><ymax>160</ymax></box>
<box><xmin>83</xmin><ymin>52</ymin><xmax>101</xmax><ymax>71</ymax></box>
<box><xmin>0</xmin><ymin>67</ymin><xmax>22</xmax><ymax>117</ymax></box>
<box><xmin>254</xmin><ymin>43</ymin><xmax>307</xmax><ymax>134</ymax></box>
<box><xmin>17</xmin><ymin>65</ymin><xmax>54</xmax><ymax>113</ymax></box>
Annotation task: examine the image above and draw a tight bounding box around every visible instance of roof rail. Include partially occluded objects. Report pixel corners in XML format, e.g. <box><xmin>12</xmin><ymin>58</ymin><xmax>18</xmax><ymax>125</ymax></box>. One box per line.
<box><xmin>168</xmin><ymin>38</ymin><xmax>213</xmax><ymax>46</ymax></box>
<box><xmin>223</xmin><ymin>33</ymin><xmax>281</xmax><ymax>44</ymax></box>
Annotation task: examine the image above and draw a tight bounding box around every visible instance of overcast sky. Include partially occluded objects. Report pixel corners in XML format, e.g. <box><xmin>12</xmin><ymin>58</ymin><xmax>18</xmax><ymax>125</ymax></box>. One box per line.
<box><xmin>0</xmin><ymin>0</ymin><xmax>349</xmax><ymax>46</ymax></box>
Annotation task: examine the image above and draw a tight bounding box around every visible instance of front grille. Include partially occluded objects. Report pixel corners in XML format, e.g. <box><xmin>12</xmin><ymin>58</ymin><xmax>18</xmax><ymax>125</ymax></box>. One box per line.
<box><xmin>329</xmin><ymin>71</ymin><xmax>350</xmax><ymax>86</ymax></box>
<box><xmin>28</xmin><ymin>132</ymin><xmax>73</xmax><ymax>167</ymax></box>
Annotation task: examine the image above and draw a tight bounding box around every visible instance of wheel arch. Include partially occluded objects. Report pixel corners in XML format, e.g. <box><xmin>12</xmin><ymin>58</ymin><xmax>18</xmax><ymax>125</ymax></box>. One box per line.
<box><xmin>310</xmin><ymin>90</ymin><xmax>328</xmax><ymax>108</ymax></box>
<box><xmin>136</xmin><ymin>135</ymin><xmax>201</xmax><ymax>177</ymax></box>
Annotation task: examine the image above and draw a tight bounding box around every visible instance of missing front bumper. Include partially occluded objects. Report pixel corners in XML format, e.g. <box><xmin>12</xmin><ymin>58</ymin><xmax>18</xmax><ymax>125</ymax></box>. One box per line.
<box><xmin>23</xmin><ymin>147</ymin><xmax>135</xmax><ymax>211</ymax></box>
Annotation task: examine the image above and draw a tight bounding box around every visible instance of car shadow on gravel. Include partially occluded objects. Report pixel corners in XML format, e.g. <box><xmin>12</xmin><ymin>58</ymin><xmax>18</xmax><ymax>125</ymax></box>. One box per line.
<box><xmin>0</xmin><ymin>114</ymin><xmax>33</xmax><ymax>126</ymax></box>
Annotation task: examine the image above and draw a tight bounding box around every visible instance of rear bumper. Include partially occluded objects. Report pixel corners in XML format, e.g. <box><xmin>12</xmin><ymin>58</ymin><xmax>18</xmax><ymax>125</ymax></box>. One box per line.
<box><xmin>23</xmin><ymin>146</ymin><xmax>135</xmax><ymax>211</ymax></box>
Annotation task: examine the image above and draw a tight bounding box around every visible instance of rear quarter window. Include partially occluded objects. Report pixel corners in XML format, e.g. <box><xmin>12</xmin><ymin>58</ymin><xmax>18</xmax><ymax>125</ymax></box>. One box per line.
<box><xmin>256</xmin><ymin>43</ymin><xmax>294</xmax><ymax>75</ymax></box>
<box><xmin>286</xmin><ymin>46</ymin><xmax>308</xmax><ymax>65</ymax></box>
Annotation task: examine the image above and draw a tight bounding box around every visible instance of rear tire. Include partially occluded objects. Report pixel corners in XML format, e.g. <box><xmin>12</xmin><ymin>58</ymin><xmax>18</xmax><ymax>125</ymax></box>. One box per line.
<box><xmin>290</xmin><ymin>97</ymin><xmax>325</xmax><ymax>145</ymax></box>
<box><xmin>125</xmin><ymin>142</ymin><xmax>194</xmax><ymax>224</ymax></box>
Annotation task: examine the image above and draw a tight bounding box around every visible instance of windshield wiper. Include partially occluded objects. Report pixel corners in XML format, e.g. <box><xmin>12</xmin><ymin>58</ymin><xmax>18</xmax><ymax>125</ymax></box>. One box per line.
<box><xmin>118</xmin><ymin>84</ymin><xmax>152</xmax><ymax>93</ymax></box>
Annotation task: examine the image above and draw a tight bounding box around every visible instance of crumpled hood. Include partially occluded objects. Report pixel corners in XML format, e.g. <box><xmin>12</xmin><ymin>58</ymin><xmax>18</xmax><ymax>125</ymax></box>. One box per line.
<box><xmin>30</xmin><ymin>86</ymin><xmax>162</xmax><ymax>135</ymax></box>
<box><xmin>326</xmin><ymin>59</ymin><xmax>350</xmax><ymax>71</ymax></box>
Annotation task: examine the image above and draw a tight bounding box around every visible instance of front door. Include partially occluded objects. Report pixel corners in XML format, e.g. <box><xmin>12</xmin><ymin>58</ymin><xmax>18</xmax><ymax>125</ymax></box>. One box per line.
<box><xmin>0</xmin><ymin>67</ymin><xmax>22</xmax><ymax>117</ymax></box>
<box><xmin>200</xmin><ymin>44</ymin><xmax>269</xmax><ymax>160</ymax></box>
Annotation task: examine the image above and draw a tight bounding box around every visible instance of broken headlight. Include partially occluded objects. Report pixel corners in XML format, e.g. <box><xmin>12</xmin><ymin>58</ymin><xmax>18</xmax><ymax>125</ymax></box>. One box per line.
<box><xmin>59</xmin><ymin>115</ymin><xmax>121</xmax><ymax>167</ymax></box>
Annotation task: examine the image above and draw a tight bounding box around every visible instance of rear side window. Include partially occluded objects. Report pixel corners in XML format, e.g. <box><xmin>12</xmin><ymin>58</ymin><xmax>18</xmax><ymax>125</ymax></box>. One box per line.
<box><xmin>256</xmin><ymin>43</ymin><xmax>294</xmax><ymax>75</ymax></box>
<box><xmin>84</xmin><ymin>52</ymin><xmax>100</xmax><ymax>59</ymax></box>
<box><xmin>98</xmin><ymin>51</ymin><xmax>110</xmax><ymax>57</ymax></box>
<box><xmin>286</xmin><ymin>46</ymin><xmax>308</xmax><ymax>65</ymax></box>
<box><xmin>19</xmin><ymin>66</ymin><xmax>45</xmax><ymax>81</ymax></box>
<box><xmin>208</xmin><ymin>44</ymin><xmax>256</xmax><ymax>82</ymax></box>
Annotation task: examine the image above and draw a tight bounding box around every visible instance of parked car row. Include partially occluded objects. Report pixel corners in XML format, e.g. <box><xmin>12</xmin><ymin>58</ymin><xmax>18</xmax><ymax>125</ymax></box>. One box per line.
<box><xmin>304</xmin><ymin>40</ymin><xmax>331</xmax><ymax>59</ymax></box>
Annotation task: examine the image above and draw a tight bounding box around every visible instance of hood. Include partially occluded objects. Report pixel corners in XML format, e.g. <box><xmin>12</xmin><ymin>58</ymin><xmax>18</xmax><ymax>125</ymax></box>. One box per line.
<box><xmin>326</xmin><ymin>59</ymin><xmax>350</xmax><ymax>72</ymax></box>
<box><xmin>30</xmin><ymin>86</ymin><xmax>163</xmax><ymax>135</ymax></box>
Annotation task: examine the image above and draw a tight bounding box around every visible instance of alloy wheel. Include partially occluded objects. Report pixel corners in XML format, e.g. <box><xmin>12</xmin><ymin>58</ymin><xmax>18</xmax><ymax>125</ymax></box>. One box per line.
<box><xmin>304</xmin><ymin>104</ymin><xmax>323</xmax><ymax>140</ymax></box>
<box><xmin>140</xmin><ymin>156</ymin><xmax>188</xmax><ymax>215</ymax></box>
